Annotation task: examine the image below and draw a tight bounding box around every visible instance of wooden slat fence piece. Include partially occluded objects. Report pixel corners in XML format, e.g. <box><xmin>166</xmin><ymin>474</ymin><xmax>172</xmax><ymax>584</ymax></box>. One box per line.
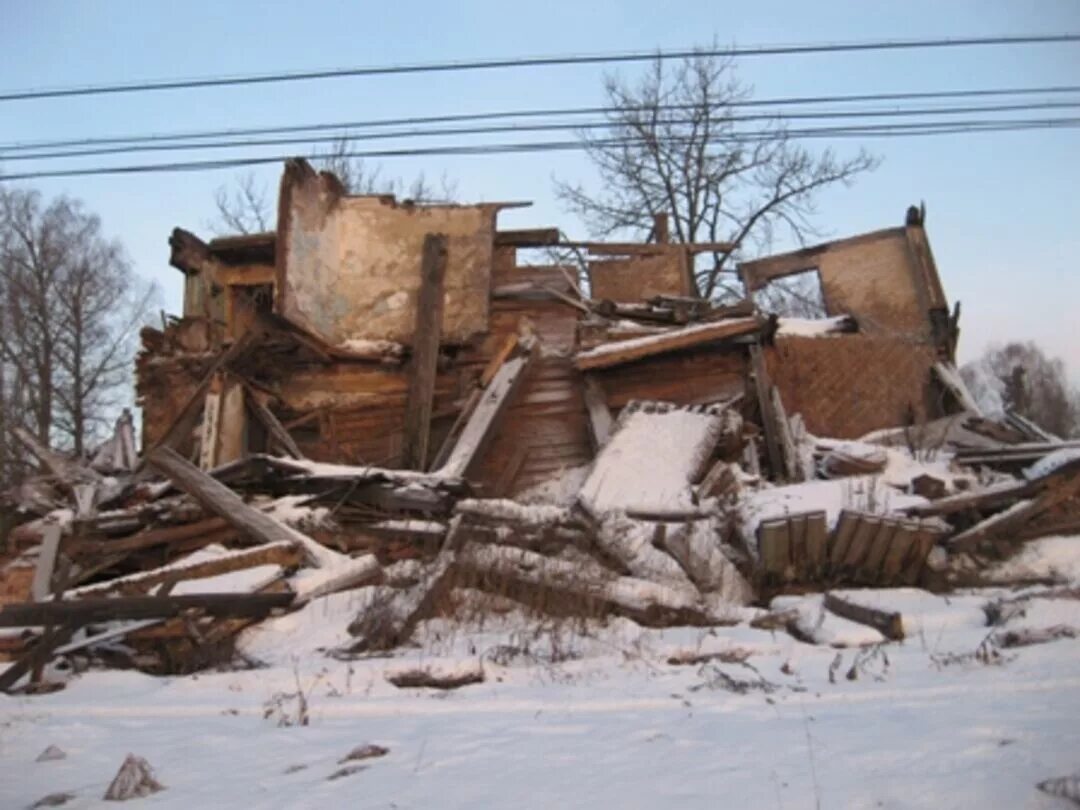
<box><xmin>830</xmin><ymin>510</ymin><xmax>860</xmax><ymax>568</ymax></box>
<box><xmin>859</xmin><ymin>521</ymin><xmax>897</xmax><ymax>583</ymax></box>
<box><xmin>804</xmin><ymin>512</ymin><xmax>829</xmax><ymax>577</ymax></box>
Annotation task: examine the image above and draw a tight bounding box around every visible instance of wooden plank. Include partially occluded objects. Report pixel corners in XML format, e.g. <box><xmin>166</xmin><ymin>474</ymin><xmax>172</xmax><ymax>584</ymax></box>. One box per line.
<box><xmin>880</xmin><ymin>522</ymin><xmax>919</xmax><ymax>584</ymax></box>
<box><xmin>402</xmin><ymin>234</ymin><xmax>448</xmax><ymax>471</ymax></box>
<box><xmin>901</xmin><ymin>528</ymin><xmax>940</xmax><ymax>585</ymax></box>
<box><xmin>859</xmin><ymin>521</ymin><xmax>897</xmax><ymax>584</ymax></box>
<box><xmin>949</xmin><ymin>471</ymin><xmax>1080</xmax><ymax>551</ymax></box>
<box><xmin>494</xmin><ymin>228</ymin><xmax>560</xmax><ymax>247</ymax></box>
<box><xmin>567</xmin><ymin>241</ymin><xmax>734</xmax><ymax>256</ymax></box>
<box><xmin>788</xmin><ymin>514</ymin><xmax>808</xmax><ymax>576</ymax></box>
<box><xmin>823</xmin><ymin>592</ymin><xmax>904</xmax><ymax>640</ymax></box>
<box><xmin>68</xmin><ymin>517</ymin><xmax>232</xmax><ymax>558</ymax></box>
<box><xmin>749</xmin><ymin>343</ymin><xmax>786</xmax><ymax>482</ymax></box>
<box><xmin>71</xmin><ymin>542</ymin><xmax>301</xmax><ymax>598</ymax></box>
<box><xmin>758</xmin><ymin>519</ymin><xmax>790</xmax><ymax>577</ymax></box>
<box><xmin>437</xmin><ymin>353</ymin><xmax>532</xmax><ymax>479</ymax></box>
<box><xmin>582</xmin><ymin>375</ymin><xmax>613</xmax><ymax>450</ymax></box>
<box><xmin>199</xmin><ymin>388</ymin><xmax>222</xmax><ymax>470</ymax></box>
<box><xmin>830</xmin><ymin>510</ymin><xmax>860</xmax><ymax>568</ymax></box>
<box><xmin>31</xmin><ymin>525</ymin><xmax>63</xmax><ymax>602</ymax></box>
<box><xmin>242</xmin><ymin>382</ymin><xmax>304</xmax><ymax>459</ymax></box>
<box><xmin>842</xmin><ymin>514</ymin><xmax>880</xmax><ymax>571</ymax></box>
<box><xmin>575</xmin><ymin>317</ymin><xmax>760</xmax><ymax>371</ymax></box>
<box><xmin>0</xmin><ymin>622</ymin><xmax>77</xmax><ymax>693</ymax></box>
<box><xmin>804</xmin><ymin>512</ymin><xmax>829</xmax><ymax>576</ymax></box>
<box><xmin>148</xmin><ymin>446</ymin><xmax>307</xmax><ymax>551</ymax></box>
<box><xmin>481</xmin><ymin>334</ymin><xmax>519</xmax><ymax>388</ymax></box>
<box><xmin>428</xmin><ymin>388</ymin><xmax>483</xmax><ymax>473</ymax></box>
<box><xmin>0</xmin><ymin>592</ymin><xmax>294</xmax><ymax>628</ymax></box>
<box><xmin>143</xmin><ymin>329</ymin><xmax>259</xmax><ymax>463</ymax></box>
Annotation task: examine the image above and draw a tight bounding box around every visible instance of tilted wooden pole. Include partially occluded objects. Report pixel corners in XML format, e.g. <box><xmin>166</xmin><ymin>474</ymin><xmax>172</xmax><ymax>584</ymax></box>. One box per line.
<box><xmin>402</xmin><ymin>234</ymin><xmax>448</xmax><ymax>470</ymax></box>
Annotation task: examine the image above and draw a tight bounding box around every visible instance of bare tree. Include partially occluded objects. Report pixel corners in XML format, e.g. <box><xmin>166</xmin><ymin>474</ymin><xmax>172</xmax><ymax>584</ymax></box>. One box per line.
<box><xmin>212</xmin><ymin>138</ymin><xmax>458</xmax><ymax>234</ymax></box>
<box><xmin>961</xmin><ymin>342</ymin><xmax>1080</xmax><ymax>438</ymax></box>
<box><xmin>213</xmin><ymin>172</ymin><xmax>271</xmax><ymax>235</ymax></box>
<box><xmin>0</xmin><ymin>186</ymin><xmax>156</xmax><ymax>467</ymax></box>
<box><xmin>554</xmin><ymin>50</ymin><xmax>878</xmax><ymax>300</ymax></box>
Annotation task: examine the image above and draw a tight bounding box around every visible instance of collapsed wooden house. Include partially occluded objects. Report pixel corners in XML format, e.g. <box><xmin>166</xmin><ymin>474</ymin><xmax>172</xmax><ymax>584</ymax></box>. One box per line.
<box><xmin>143</xmin><ymin>160</ymin><xmax>964</xmax><ymax>496</ymax></box>
<box><xmin>3</xmin><ymin>159</ymin><xmax>1076</xmax><ymax>691</ymax></box>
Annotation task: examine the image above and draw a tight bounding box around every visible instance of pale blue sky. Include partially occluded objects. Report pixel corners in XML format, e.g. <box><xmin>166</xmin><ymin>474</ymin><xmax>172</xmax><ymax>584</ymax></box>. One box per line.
<box><xmin>2</xmin><ymin>1</ymin><xmax>1078</xmax><ymax>377</ymax></box>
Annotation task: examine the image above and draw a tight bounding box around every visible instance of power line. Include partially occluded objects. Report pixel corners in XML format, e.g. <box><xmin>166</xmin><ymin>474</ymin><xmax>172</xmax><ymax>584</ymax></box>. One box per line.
<box><xmin>5</xmin><ymin>84</ymin><xmax>1079</xmax><ymax>153</ymax></box>
<box><xmin>6</xmin><ymin>100</ymin><xmax>1080</xmax><ymax>163</ymax></box>
<box><xmin>2</xmin><ymin>116</ymin><xmax>1077</xmax><ymax>182</ymax></box>
<box><xmin>1</xmin><ymin>34</ymin><xmax>1077</xmax><ymax>103</ymax></box>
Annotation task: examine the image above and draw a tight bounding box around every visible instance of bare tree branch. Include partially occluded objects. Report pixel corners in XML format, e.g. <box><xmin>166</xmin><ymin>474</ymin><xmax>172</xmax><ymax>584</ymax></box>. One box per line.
<box><xmin>553</xmin><ymin>47</ymin><xmax>879</xmax><ymax>301</ymax></box>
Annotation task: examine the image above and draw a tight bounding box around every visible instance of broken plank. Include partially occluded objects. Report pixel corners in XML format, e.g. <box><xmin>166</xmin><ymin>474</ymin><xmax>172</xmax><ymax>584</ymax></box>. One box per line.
<box><xmin>0</xmin><ymin>592</ymin><xmax>294</xmax><ymax>628</ymax></box>
<box><xmin>147</xmin><ymin>446</ymin><xmax>326</xmax><ymax>565</ymax></box>
<box><xmin>823</xmin><ymin>592</ymin><xmax>904</xmax><ymax>640</ymax></box>
<box><xmin>437</xmin><ymin>352</ymin><xmax>532</xmax><ymax>479</ymax></box>
<box><xmin>574</xmin><ymin>317</ymin><xmax>761</xmax><ymax>371</ymax></box>
<box><xmin>243</xmin><ymin>382</ymin><xmax>304</xmax><ymax>459</ymax></box>
<box><xmin>428</xmin><ymin>388</ymin><xmax>483</xmax><ymax>473</ymax></box>
<box><xmin>69</xmin><ymin>541</ymin><xmax>302</xmax><ymax>598</ymax></box>
<box><xmin>582</xmin><ymin>374</ymin><xmax>613</xmax><ymax>450</ymax></box>
<box><xmin>31</xmin><ymin>525</ymin><xmax>63</xmax><ymax>602</ymax></box>
<box><xmin>402</xmin><ymin>234</ymin><xmax>448</xmax><ymax>471</ymax></box>
<box><xmin>0</xmin><ymin>622</ymin><xmax>77</xmax><ymax>693</ymax></box>
<box><xmin>67</xmin><ymin>517</ymin><xmax>232</xmax><ymax>558</ymax></box>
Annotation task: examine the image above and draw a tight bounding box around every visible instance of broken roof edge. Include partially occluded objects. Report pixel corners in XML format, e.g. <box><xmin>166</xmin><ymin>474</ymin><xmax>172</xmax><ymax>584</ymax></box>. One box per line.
<box><xmin>574</xmin><ymin>316</ymin><xmax>762</xmax><ymax>371</ymax></box>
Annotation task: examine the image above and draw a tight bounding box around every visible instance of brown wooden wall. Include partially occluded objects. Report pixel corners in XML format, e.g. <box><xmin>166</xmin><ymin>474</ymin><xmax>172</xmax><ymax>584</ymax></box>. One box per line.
<box><xmin>469</xmin><ymin>289</ymin><xmax>591</xmax><ymax>496</ymax></box>
<box><xmin>589</xmin><ymin>345</ymin><xmax>748</xmax><ymax>412</ymax></box>
<box><xmin>765</xmin><ymin>335</ymin><xmax>943</xmax><ymax>439</ymax></box>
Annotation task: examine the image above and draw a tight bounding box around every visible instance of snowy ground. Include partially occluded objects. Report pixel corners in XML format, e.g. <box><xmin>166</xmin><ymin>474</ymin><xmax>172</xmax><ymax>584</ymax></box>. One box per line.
<box><xmin>3</xmin><ymin>542</ymin><xmax>1080</xmax><ymax>809</ymax></box>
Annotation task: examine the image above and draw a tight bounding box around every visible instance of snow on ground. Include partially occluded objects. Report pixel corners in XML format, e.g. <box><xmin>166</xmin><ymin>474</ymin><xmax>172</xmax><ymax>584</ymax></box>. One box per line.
<box><xmin>3</xmin><ymin>576</ymin><xmax>1080</xmax><ymax>809</ymax></box>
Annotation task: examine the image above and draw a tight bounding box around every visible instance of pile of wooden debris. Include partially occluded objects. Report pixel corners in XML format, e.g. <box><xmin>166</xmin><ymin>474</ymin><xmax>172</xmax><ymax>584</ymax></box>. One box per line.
<box><xmin>2</xmin><ymin>159</ymin><xmax>1077</xmax><ymax>693</ymax></box>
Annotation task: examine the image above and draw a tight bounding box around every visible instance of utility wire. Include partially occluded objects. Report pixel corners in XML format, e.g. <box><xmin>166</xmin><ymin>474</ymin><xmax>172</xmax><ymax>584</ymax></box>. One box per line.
<box><xmin>1</xmin><ymin>34</ymin><xmax>1077</xmax><ymax>103</ymax></box>
<box><xmin>4</xmin><ymin>84</ymin><xmax>1079</xmax><ymax>153</ymax></box>
<box><xmin>6</xmin><ymin>100</ymin><xmax>1080</xmax><ymax>162</ymax></box>
<box><xmin>2</xmin><ymin>116</ymin><xmax>1077</xmax><ymax>182</ymax></box>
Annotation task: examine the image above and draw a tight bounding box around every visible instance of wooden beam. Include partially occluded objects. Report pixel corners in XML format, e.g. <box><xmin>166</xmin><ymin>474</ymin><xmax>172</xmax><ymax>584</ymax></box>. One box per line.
<box><xmin>748</xmin><ymin>343</ymin><xmax>785</xmax><ymax>481</ymax></box>
<box><xmin>242</xmin><ymin>382</ymin><xmax>304</xmax><ymax>459</ymax></box>
<box><xmin>565</xmin><ymin>241</ymin><xmax>735</xmax><ymax>256</ymax></box>
<box><xmin>494</xmin><ymin>228</ymin><xmax>560</xmax><ymax>247</ymax></box>
<box><xmin>574</xmin><ymin>317</ymin><xmax>761</xmax><ymax>371</ymax></box>
<box><xmin>71</xmin><ymin>541</ymin><xmax>301</xmax><ymax>598</ymax></box>
<box><xmin>823</xmin><ymin>592</ymin><xmax>904</xmax><ymax>640</ymax></box>
<box><xmin>428</xmin><ymin>388</ymin><xmax>483</xmax><ymax>473</ymax></box>
<box><xmin>31</xmin><ymin>525</ymin><xmax>63</xmax><ymax>602</ymax></box>
<box><xmin>437</xmin><ymin>353</ymin><xmax>532</xmax><ymax>479</ymax></box>
<box><xmin>582</xmin><ymin>375</ymin><xmax>613</xmax><ymax>450</ymax></box>
<box><xmin>402</xmin><ymin>234</ymin><xmax>448</xmax><ymax>471</ymax></box>
<box><xmin>0</xmin><ymin>622</ymin><xmax>77</xmax><ymax>693</ymax></box>
<box><xmin>67</xmin><ymin>516</ymin><xmax>232</xmax><ymax>558</ymax></box>
<box><xmin>147</xmin><ymin>446</ymin><xmax>308</xmax><ymax>551</ymax></box>
<box><xmin>0</xmin><ymin>592</ymin><xmax>294</xmax><ymax>628</ymax></box>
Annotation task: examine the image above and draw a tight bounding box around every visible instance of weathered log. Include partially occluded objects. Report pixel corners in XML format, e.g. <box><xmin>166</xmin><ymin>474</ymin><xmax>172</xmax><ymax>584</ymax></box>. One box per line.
<box><xmin>455</xmin><ymin>543</ymin><xmax>721</xmax><ymax>627</ymax></box>
<box><xmin>823</xmin><ymin>592</ymin><xmax>904</xmax><ymax>640</ymax></box>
